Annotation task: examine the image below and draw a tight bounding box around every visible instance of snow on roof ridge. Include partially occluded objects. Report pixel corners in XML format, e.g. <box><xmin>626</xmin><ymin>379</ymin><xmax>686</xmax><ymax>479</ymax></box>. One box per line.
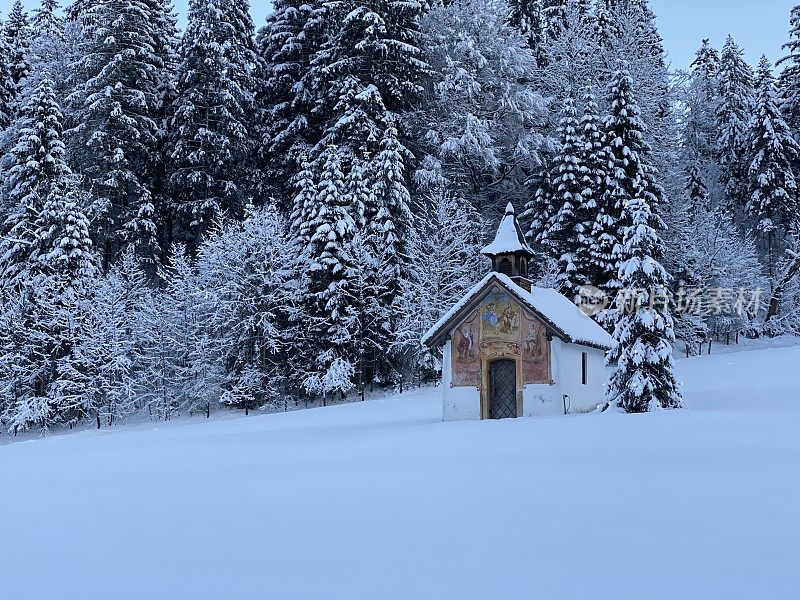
<box><xmin>422</xmin><ymin>272</ymin><xmax>614</xmax><ymax>350</ymax></box>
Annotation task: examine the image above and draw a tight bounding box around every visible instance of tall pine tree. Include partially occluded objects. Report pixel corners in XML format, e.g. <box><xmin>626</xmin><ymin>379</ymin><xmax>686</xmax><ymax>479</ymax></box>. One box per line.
<box><xmin>168</xmin><ymin>0</ymin><xmax>257</xmax><ymax>249</ymax></box>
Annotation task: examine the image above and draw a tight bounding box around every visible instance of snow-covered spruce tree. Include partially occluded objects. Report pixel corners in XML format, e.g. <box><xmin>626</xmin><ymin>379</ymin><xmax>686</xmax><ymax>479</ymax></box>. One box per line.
<box><xmin>0</xmin><ymin>24</ymin><xmax>17</xmax><ymax>130</ymax></box>
<box><xmin>31</xmin><ymin>0</ymin><xmax>62</xmax><ymax>39</ymax></box>
<box><xmin>33</xmin><ymin>174</ymin><xmax>95</xmax><ymax>282</ymax></box>
<box><xmin>716</xmin><ymin>35</ymin><xmax>755</xmax><ymax>216</ymax></box>
<box><xmin>169</xmin><ymin>0</ymin><xmax>257</xmax><ymax>249</ymax></box>
<box><xmin>746</xmin><ymin>56</ymin><xmax>800</xmax><ymax>270</ymax></box>
<box><xmin>300</xmin><ymin>147</ymin><xmax>358</xmax><ymax>393</ymax></box>
<box><xmin>574</xmin><ymin>91</ymin><xmax>609</xmax><ymax>294</ymax></box>
<box><xmin>418</xmin><ymin>0</ymin><xmax>548</xmax><ymax>221</ymax></box>
<box><xmin>309</xmin><ymin>0</ymin><xmax>427</xmax><ymax>160</ymax></box>
<box><xmin>196</xmin><ymin>205</ymin><xmax>295</xmax><ymax>413</ymax></box>
<box><xmin>258</xmin><ymin>0</ymin><xmax>327</xmax><ymax>206</ymax></box>
<box><xmin>525</xmin><ymin>159</ymin><xmax>555</xmax><ymax>246</ymax></box>
<box><xmin>395</xmin><ymin>190</ymin><xmax>484</xmax><ymax>382</ymax></box>
<box><xmin>370</xmin><ymin>120</ymin><xmax>415</xmax><ymax>321</ymax></box>
<box><xmin>5</xmin><ymin>0</ymin><xmax>31</xmax><ymax>94</ymax></box>
<box><xmin>607</xmin><ymin>185</ymin><xmax>682</xmax><ymax>413</ymax></box>
<box><xmin>597</xmin><ymin>69</ymin><xmax>667</xmax><ymax>331</ymax></box>
<box><xmin>542</xmin><ymin>97</ymin><xmax>590</xmax><ymax>299</ymax></box>
<box><xmin>68</xmin><ymin>0</ymin><xmax>168</xmax><ymax>267</ymax></box>
<box><xmin>685</xmin><ymin>163</ymin><xmax>711</xmax><ymax>217</ymax></box>
<box><xmin>684</xmin><ymin>39</ymin><xmax>720</xmax><ymax>162</ymax></box>
<box><xmin>0</xmin><ymin>78</ymin><xmax>70</xmax><ymax>290</ymax></box>
<box><xmin>778</xmin><ymin>5</ymin><xmax>800</xmax><ymax>135</ymax></box>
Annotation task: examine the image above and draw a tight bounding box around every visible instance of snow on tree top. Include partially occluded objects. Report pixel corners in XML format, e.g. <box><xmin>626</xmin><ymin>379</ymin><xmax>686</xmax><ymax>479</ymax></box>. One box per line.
<box><xmin>422</xmin><ymin>272</ymin><xmax>614</xmax><ymax>350</ymax></box>
<box><xmin>481</xmin><ymin>203</ymin><xmax>535</xmax><ymax>257</ymax></box>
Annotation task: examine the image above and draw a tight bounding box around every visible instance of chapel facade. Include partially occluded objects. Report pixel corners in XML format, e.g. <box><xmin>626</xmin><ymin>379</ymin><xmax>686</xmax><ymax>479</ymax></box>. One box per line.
<box><xmin>422</xmin><ymin>204</ymin><xmax>613</xmax><ymax>421</ymax></box>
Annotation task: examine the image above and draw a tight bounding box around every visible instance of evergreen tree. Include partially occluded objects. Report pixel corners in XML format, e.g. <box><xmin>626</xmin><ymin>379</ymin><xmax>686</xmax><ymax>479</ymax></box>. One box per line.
<box><xmin>716</xmin><ymin>36</ymin><xmax>755</xmax><ymax>215</ymax></box>
<box><xmin>508</xmin><ymin>0</ymin><xmax>544</xmax><ymax>60</ymax></box>
<box><xmin>4</xmin><ymin>0</ymin><xmax>31</xmax><ymax>93</ymax></box>
<box><xmin>69</xmin><ymin>0</ymin><xmax>167</xmax><ymax>267</ymax></box>
<box><xmin>371</xmin><ymin>121</ymin><xmax>414</xmax><ymax>312</ymax></box>
<box><xmin>305</xmin><ymin>147</ymin><xmax>357</xmax><ymax>353</ymax></box>
<box><xmin>33</xmin><ymin>175</ymin><xmax>95</xmax><ymax>282</ymax></box>
<box><xmin>746</xmin><ymin>56</ymin><xmax>800</xmax><ymax>264</ymax></box>
<box><xmin>31</xmin><ymin>0</ymin><xmax>63</xmax><ymax>39</ymax></box>
<box><xmin>0</xmin><ymin>78</ymin><xmax>70</xmax><ymax>290</ymax></box>
<box><xmin>778</xmin><ymin>5</ymin><xmax>800</xmax><ymax>134</ymax></box>
<box><xmin>685</xmin><ymin>39</ymin><xmax>720</xmax><ymax>162</ymax></box>
<box><xmin>607</xmin><ymin>182</ymin><xmax>682</xmax><ymax>413</ymax></box>
<box><xmin>686</xmin><ymin>162</ymin><xmax>711</xmax><ymax>218</ymax></box>
<box><xmin>597</xmin><ymin>69</ymin><xmax>666</xmax><ymax>325</ymax></box>
<box><xmin>259</xmin><ymin>0</ymin><xmax>327</xmax><ymax>206</ymax></box>
<box><xmin>543</xmin><ymin>97</ymin><xmax>587</xmax><ymax>299</ymax></box>
<box><xmin>574</xmin><ymin>91</ymin><xmax>608</xmax><ymax>293</ymax></box>
<box><xmin>169</xmin><ymin>0</ymin><xmax>257</xmax><ymax>249</ymax></box>
<box><xmin>0</xmin><ymin>23</ymin><xmax>17</xmax><ymax>130</ymax></box>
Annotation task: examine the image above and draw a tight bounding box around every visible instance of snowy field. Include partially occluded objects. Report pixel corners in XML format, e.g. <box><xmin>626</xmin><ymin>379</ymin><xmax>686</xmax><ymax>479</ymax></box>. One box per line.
<box><xmin>2</xmin><ymin>344</ymin><xmax>800</xmax><ymax>600</ymax></box>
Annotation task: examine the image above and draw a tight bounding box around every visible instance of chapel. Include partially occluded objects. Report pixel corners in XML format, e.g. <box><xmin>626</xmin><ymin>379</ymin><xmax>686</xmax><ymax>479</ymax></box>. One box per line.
<box><xmin>422</xmin><ymin>203</ymin><xmax>613</xmax><ymax>421</ymax></box>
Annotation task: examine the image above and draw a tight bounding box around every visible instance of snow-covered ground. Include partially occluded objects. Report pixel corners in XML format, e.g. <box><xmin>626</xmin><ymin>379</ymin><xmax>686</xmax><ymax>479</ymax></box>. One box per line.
<box><xmin>2</xmin><ymin>344</ymin><xmax>799</xmax><ymax>600</ymax></box>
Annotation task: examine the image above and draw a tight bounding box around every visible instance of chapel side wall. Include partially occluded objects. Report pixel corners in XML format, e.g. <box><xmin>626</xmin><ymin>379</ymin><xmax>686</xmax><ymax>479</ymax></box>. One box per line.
<box><xmin>442</xmin><ymin>338</ymin><xmax>481</xmax><ymax>421</ymax></box>
<box><xmin>558</xmin><ymin>344</ymin><xmax>607</xmax><ymax>413</ymax></box>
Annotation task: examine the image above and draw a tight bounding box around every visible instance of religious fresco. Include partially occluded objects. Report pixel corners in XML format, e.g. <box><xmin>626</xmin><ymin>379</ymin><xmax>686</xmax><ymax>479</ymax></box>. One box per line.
<box><xmin>480</xmin><ymin>291</ymin><xmax>520</xmax><ymax>342</ymax></box>
<box><xmin>521</xmin><ymin>312</ymin><xmax>551</xmax><ymax>384</ymax></box>
<box><xmin>451</xmin><ymin>310</ymin><xmax>481</xmax><ymax>387</ymax></box>
<box><xmin>450</xmin><ymin>291</ymin><xmax>551</xmax><ymax>388</ymax></box>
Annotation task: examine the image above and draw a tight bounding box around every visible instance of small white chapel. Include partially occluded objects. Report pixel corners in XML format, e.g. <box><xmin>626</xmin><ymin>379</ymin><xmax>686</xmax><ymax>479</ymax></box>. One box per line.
<box><xmin>422</xmin><ymin>203</ymin><xmax>613</xmax><ymax>421</ymax></box>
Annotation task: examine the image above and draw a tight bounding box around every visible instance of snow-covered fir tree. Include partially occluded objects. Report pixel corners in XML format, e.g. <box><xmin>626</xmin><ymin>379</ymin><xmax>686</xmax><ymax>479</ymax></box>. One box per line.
<box><xmin>716</xmin><ymin>35</ymin><xmax>755</xmax><ymax>216</ymax></box>
<box><xmin>543</xmin><ymin>97</ymin><xmax>588</xmax><ymax>299</ymax></box>
<box><xmin>778</xmin><ymin>5</ymin><xmax>800</xmax><ymax>135</ymax></box>
<box><xmin>0</xmin><ymin>78</ymin><xmax>71</xmax><ymax>290</ymax></box>
<box><xmin>746</xmin><ymin>56</ymin><xmax>800</xmax><ymax>267</ymax></box>
<box><xmin>68</xmin><ymin>0</ymin><xmax>168</xmax><ymax>267</ymax></box>
<box><xmin>607</xmin><ymin>179</ymin><xmax>682</xmax><ymax>413</ymax></box>
<box><xmin>574</xmin><ymin>91</ymin><xmax>608</xmax><ymax>294</ymax></box>
<box><xmin>4</xmin><ymin>0</ymin><xmax>31</xmax><ymax>94</ymax></box>
<box><xmin>301</xmin><ymin>147</ymin><xmax>358</xmax><ymax>387</ymax></box>
<box><xmin>31</xmin><ymin>0</ymin><xmax>62</xmax><ymax>39</ymax></box>
<box><xmin>169</xmin><ymin>0</ymin><xmax>257</xmax><ymax>249</ymax></box>
<box><xmin>0</xmin><ymin>24</ymin><xmax>17</xmax><ymax>130</ymax></box>
<box><xmin>258</xmin><ymin>0</ymin><xmax>326</xmax><ymax>205</ymax></box>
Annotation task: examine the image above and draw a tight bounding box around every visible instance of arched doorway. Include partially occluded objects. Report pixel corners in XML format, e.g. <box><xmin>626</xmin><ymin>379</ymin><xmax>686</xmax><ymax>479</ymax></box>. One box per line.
<box><xmin>489</xmin><ymin>359</ymin><xmax>517</xmax><ymax>419</ymax></box>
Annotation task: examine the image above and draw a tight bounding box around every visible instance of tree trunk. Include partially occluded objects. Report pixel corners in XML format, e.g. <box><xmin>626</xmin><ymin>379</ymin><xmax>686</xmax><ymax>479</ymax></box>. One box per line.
<box><xmin>765</xmin><ymin>254</ymin><xmax>800</xmax><ymax>323</ymax></box>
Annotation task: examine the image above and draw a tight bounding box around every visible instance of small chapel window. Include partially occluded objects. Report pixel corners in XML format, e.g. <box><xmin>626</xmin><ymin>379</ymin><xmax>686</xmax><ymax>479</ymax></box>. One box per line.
<box><xmin>581</xmin><ymin>352</ymin><xmax>588</xmax><ymax>385</ymax></box>
<box><xmin>498</xmin><ymin>257</ymin><xmax>512</xmax><ymax>276</ymax></box>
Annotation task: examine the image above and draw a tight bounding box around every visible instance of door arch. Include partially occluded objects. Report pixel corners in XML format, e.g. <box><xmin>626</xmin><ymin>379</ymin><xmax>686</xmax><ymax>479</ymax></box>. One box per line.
<box><xmin>488</xmin><ymin>359</ymin><xmax>518</xmax><ymax>419</ymax></box>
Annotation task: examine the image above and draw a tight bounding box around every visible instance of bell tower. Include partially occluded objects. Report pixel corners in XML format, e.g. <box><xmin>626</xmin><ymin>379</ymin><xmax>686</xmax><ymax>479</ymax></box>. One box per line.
<box><xmin>481</xmin><ymin>203</ymin><xmax>535</xmax><ymax>291</ymax></box>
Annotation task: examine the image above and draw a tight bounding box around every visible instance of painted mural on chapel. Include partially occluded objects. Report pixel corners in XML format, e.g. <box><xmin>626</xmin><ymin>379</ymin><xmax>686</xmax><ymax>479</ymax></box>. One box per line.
<box><xmin>451</xmin><ymin>290</ymin><xmax>551</xmax><ymax>387</ymax></box>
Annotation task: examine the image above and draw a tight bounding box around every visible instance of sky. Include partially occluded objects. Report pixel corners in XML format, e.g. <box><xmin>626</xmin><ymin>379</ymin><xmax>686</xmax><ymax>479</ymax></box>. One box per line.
<box><xmin>0</xmin><ymin>0</ymin><xmax>797</xmax><ymax>70</ymax></box>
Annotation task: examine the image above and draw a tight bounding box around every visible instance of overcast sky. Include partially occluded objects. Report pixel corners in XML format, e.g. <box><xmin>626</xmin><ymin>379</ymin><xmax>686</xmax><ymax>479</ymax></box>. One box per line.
<box><xmin>1</xmin><ymin>0</ymin><xmax>797</xmax><ymax>70</ymax></box>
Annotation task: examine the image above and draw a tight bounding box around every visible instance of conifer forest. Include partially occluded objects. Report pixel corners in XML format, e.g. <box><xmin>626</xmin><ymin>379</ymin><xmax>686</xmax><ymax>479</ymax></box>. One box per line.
<box><xmin>2</xmin><ymin>0</ymin><xmax>800</xmax><ymax>432</ymax></box>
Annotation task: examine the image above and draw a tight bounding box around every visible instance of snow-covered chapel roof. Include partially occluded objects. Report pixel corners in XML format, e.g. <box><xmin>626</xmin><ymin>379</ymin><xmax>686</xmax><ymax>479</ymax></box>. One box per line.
<box><xmin>481</xmin><ymin>203</ymin><xmax>535</xmax><ymax>257</ymax></box>
<box><xmin>422</xmin><ymin>272</ymin><xmax>613</xmax><ymax>351</ymax></box>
